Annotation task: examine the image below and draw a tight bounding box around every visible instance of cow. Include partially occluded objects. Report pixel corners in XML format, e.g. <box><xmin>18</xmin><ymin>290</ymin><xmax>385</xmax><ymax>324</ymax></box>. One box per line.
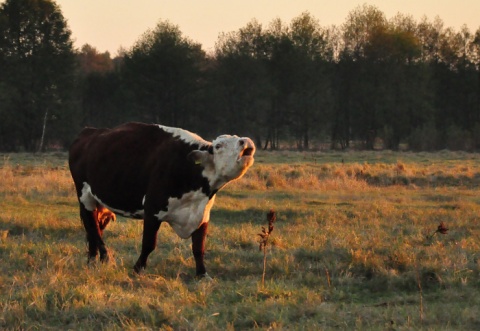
<box><xmin>68</xmin><ymin>122</ymin><xmax>255</xmax><ymax>278</ymax></box>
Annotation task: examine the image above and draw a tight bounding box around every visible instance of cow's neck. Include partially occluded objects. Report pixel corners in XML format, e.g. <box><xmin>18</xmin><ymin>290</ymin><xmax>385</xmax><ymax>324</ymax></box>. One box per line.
<box><xmin>209</xmin><ymin>177</ymin><xmax>229</xmax><ymax>193</ymax></box>
<box><xmin>201</xmin><ymin>166</ymin><xmax>230</xmax><ymax>193</ymax></box>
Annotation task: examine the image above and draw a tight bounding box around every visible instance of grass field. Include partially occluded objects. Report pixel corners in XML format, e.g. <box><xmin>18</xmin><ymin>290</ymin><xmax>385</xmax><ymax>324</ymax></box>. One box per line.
<box><xmin>1</xmin><ymin>150</ymin><xmax>480</xmax><ymax>330</ymax></box>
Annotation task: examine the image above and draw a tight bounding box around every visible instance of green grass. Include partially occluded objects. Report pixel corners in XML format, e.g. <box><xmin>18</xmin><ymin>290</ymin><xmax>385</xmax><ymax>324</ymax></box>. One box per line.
<box><xmin>1</xmin><ymin>151</ymin><xmax>480</xmax><ymax>330</ymax></box>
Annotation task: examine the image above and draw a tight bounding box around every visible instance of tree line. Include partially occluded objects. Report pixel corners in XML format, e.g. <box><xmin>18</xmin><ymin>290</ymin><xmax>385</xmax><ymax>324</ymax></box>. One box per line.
<box><xmin>1</xmin><ymin>0</ymin><xmax>479</xmax><ymax>152</ymax></box>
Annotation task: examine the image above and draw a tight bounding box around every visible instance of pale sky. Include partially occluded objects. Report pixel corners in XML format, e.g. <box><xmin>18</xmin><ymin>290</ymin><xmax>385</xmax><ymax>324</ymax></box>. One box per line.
<box><xmin>48</xmin><ymin>1</ymin><xmax>480</xmax><ymax>55</ymax></box>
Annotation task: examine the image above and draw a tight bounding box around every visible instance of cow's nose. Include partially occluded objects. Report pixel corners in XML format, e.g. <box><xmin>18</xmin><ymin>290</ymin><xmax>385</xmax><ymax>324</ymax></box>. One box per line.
<box><xmin>241</xmin><ymin>138</ymin><xmax>256</xmax><ymax>148</ymax></box>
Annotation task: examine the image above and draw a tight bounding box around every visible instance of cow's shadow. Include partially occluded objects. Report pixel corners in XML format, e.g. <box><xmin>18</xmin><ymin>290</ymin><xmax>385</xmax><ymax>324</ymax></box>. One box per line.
<box><xmin>0</xmin><ymin>216</ymin><xmax>80</xmax><ymax>240</ymax></box>
<box><xmin>210</xmin><ymin>207</ymin><xmax>267</xmax><ymax>226</ymax></box>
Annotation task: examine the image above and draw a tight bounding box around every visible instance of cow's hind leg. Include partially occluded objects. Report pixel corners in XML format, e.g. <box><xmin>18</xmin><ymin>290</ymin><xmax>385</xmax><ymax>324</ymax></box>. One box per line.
<box><xmin>79</xmin><ymin>204</ymin><xmax>109</xmax><ymax>263</ymax></box>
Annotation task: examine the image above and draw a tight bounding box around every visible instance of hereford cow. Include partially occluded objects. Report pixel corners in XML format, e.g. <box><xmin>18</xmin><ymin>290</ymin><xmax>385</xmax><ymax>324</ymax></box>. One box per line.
<box><xmin>68</xmin><ymin>122</ymin><xmax>255</xmax><ymax>278</ymax></box>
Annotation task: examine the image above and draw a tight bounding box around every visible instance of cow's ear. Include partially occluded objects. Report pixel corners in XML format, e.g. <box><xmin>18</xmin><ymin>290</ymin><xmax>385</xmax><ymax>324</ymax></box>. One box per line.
<box><xmin>187</xmin><ymin>150</ymin><xmax>212</xmax><ymax>166</ymax></box>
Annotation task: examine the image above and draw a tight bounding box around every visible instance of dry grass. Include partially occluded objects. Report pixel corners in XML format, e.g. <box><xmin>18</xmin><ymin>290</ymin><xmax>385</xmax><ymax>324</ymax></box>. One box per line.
<box><xmin>1</xmin><ymin>151</ymin><xmax>480</xmax><ymax>330</ymax></box>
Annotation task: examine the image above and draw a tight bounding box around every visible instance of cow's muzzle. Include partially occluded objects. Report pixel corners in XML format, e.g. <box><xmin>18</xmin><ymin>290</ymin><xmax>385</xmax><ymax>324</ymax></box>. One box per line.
<box><xmin>237</xmin><ymin>138</ymin><xmax>256</xmax><ymax>161</ymax></box>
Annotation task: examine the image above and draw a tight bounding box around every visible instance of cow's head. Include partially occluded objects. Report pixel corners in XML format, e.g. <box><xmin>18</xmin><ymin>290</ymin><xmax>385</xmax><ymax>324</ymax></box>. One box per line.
<box><xmin>189</xmin><ymin>135</ymin><xmax>256</xmax><ymax>190</ymax></box>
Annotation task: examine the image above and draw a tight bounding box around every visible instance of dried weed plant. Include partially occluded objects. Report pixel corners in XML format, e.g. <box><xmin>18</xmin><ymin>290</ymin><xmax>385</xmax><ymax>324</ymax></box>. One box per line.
<box><xmin>426</xmin><ymin>221</ymin><xmax>449</xmax><ymax>241</ymax></box>
<box><xmin>258</xmin><ymin>209</ymin><xmax>276</xmax><ymax>287</ymax></box>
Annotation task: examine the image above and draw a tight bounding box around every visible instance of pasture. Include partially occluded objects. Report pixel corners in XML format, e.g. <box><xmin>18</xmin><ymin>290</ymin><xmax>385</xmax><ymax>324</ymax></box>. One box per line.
<box><xmin>1</xmin><ymin>150</ymin><xmax>480</xmax><ymax>330</ymax></box>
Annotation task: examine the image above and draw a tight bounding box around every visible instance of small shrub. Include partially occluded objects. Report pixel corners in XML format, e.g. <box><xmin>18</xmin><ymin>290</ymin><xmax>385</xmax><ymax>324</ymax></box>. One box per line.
<box><xmin>446</xmin><ymin>125</ymin><xmax>473</xmax><ymax>151</ymax></box>
<box><xmin>408</xmin><ymin>123</ymin><xmax>439</xmax><ymax>151</ymax></box>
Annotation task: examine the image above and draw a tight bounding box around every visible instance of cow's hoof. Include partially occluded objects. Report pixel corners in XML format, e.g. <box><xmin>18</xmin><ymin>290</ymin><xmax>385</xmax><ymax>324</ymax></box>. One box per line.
<box><xmin>87</xmin><ymin>255</ymin><xmax>97</xmax><ymax>264</ymax></box>
<box><xmin>99</xmin><ymin>255</ymin><xmax>109</xmax><ymax>263</ymax></box>
<box><xmin>99</xmin><ymin>250</ymin><xmax>113</xmax><ymax>263</ymax></box>
<box><xmin>133</xmin><ymin>264</ymin><xmax>145</xmax><ymax>274</ymax></box>
<box><xmin>87</xmin><ymin>258</ymin><xmax>98</xmax><ymax>268</ymax></box>
<box><xmin>196</xmin><ymin>273</ymin><xmax>213</xmax><ymax>281</ymax></box>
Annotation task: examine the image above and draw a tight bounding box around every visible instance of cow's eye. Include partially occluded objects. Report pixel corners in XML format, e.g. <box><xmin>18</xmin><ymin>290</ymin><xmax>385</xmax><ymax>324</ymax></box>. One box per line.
<box><xmin>215</xmin><ymin>144</ymin><xmax>221</xmax><ymax>150</ymax></box>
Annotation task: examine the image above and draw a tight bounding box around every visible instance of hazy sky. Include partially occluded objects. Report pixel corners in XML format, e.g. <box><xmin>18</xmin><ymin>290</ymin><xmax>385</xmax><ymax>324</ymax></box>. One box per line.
<box><xmin>51</xmin><ymin>0</ymin><xmax>480</xmax><ymax>55</ymax></box>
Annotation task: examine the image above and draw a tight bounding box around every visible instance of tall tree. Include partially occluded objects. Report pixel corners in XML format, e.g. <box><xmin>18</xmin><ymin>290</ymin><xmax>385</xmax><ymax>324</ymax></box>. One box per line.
<box><xmin>263</xmin><ymin>18</ymin><xmax>290</xmax><ymax>149</ymax></box>
<box><xmin>342</xmin><ymin>4</ymin><xmax>386</xmax><ymax>60</ymax></box>
<box><xmin>337</xmin><ymin>4</ymin><xmax>387</xmax><ymax>149</ymax></box>
<box><xmin>76</xmin><ymin>44</ymin><xmax>126</xmax><ymax>127</ymax></box>
<box><xmin>365</xmin><ymin>17</ymin><xmax>426</xmax><ymax>149</ymax></box>
<box><xmin>286</xmin><ymin>12</ymin><xmax>333</xmax><ymax>149</ymax></box>
<box><xmin>78</xmin><ymin>44</ymin><xmax>114</xmax><ymax>74</ymax></box>
<box><xmin>0</xmin><ymin>0</ymin><xmax>77</xmax><ymax>151</ymax></box>
<box><xmin>122</xmin><ymin>20</ymin><xmax>206</xmax><ymax>129</ymax></box>
<box><xmin>214</xmin><ymin>19</ymin><xmax>272</xmax><ymax>145</ymax></box>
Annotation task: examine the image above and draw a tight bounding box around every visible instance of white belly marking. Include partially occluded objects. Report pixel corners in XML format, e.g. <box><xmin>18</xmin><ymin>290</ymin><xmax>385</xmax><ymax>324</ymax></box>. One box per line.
<box><xmin>155</xmin><ymin>189</ymin><xmax>215</xmax><ymax>239</ymax></box>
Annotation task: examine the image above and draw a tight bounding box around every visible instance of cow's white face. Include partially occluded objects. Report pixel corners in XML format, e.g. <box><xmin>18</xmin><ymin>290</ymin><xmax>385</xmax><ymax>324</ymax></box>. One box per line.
<box><xmin>212</xmin><ymin>135</ymin><xmax>255</xmax><ymax>180</ymax></box>
<box><xmin>189</xmin><ymin>135</ymin><xmax>255</xmax><ymax>190</ymax></box>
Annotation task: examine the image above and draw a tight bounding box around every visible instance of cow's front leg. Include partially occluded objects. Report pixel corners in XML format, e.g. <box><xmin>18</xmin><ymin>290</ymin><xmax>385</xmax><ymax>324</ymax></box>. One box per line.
<box><xmin>191</xmin><ymin>222</ymin><xmax>209</xmax><ymax>278</ymax></box>
<box><xmin>134</xmin><ymin>216</ymin><xmax>161</xmax><ymax>273</ymax></box>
